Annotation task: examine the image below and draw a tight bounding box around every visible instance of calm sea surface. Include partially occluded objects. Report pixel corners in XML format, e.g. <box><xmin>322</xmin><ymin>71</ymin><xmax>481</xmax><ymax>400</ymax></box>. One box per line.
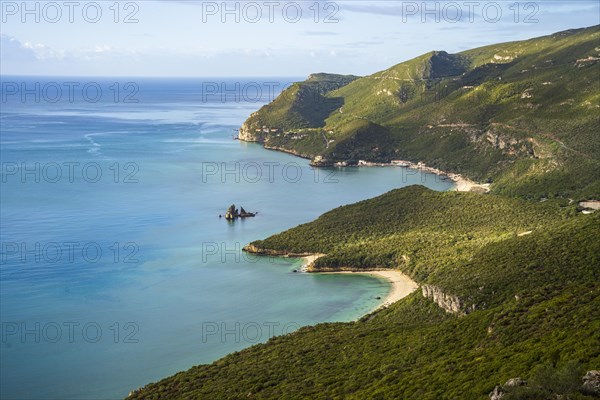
<box><xmin>0</xmin><ymin>77</ymin><xmax>453</xmax><ymax>399</ymax></box>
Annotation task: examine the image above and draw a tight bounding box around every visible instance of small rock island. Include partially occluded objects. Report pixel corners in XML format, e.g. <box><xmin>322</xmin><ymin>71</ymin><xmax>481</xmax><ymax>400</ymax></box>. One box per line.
<box><xmin>222</xmin><ymin>204</ymin><xmax>256</xmax><ymax>220</ymax></box>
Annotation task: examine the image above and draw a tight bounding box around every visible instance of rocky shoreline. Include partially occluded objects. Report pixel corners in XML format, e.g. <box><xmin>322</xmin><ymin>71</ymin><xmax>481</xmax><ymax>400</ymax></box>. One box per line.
<box><xmin>237</xmin><ymin>125</ymin><xmax>490</xmax><ymax>193</ymax></box>
<box><xmin>339</xmin><ymin>158</ymin><xmax>491</xmax><ymax>194</ymax></box>
<box><xmin>242</xmin><ymin>244</ymin><xmax>318</xmax><ymax>258</ymax></box>
<box><xmin>263</xmin><ymin>144</ymin><xmax>313</xmax><ymax>160</ymax></box>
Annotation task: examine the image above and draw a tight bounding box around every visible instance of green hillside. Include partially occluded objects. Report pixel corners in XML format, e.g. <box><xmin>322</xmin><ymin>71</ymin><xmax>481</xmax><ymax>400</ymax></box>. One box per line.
<box><xmin>238</xmin><ymin>26</ymin><xmax>600</xmax><ymax>200</ymax></box>
<box><xmin>128</xmin><ymin>187</ymin><xmax>599</xmax><ymax>399</ymax></box>
<box><xmin>126</xmin><ymin>25</ymin><xmax>600</xmax><ymax>400</ymax></box>
<box><xmin>239</xmin><ymin>73</ymin><xmax>359</xmax><ymax>140</ymax></box>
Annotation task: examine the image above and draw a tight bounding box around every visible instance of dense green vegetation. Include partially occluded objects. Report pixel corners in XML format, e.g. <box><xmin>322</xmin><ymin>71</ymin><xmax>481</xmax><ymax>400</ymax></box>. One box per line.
<box><xmin>248</xmin><ymin>186</ymin><xmax>586</xmax><ymax>306</ymax></box>
<box><xmin>129</xmin><ymin>187</ymin><xmax>599</xmax><ymax>399</ymax></box>
<box><xmin>241</xmin><ymin>73</ymin><xmax>359</xmax><ymax>134</ymax></box>
<box><xmin>239</xmin><ymin>26</ymin><xmax>600</xmax><ymax>199</ymax></box>
<box><xmin>128</xmin><ymin>25</ymin><xmax>600</xmax><ymax>400</ymax></box>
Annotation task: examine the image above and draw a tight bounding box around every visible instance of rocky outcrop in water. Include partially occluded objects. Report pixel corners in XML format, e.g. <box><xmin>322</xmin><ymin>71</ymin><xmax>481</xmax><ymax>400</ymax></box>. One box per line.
<box><xmin>239</xmin><ymin>207</ymin><xmax>256</xmax><ymax>217</ymax></box>
<box><xmin>238</xmin><ymin>118</ymin><xmax>265</xmax><ymax>142</ymax></box>
<box><xmin>224</xmin><ymin>204</ymin><xmax>256</xmax><ymax>220</ymax></box>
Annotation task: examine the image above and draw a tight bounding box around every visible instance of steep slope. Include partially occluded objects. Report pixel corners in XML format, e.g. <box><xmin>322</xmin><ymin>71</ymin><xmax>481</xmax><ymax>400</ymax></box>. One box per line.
<box><xmin>238</xmin><ymin>26</ymin><xmax>600</xmax><ymax>199</ymax></box>
<box><xmin>128</xmin><ymin>187</ymin><xmax>599</xmax><ymax>399</ymax></box>
<box><xmin>126</xmin><ymin>26</ymin><xmax>600</xmax><ymax>400</ymax></box>
<box><xmin>245</xmin><ymin>185</ymin><xmax>577</xmax><ymax>303</ymax></box>
<box><xmin>238</xmin><ymin>73</ymin><xmax>359</xmax><ymax>142</ymax></box>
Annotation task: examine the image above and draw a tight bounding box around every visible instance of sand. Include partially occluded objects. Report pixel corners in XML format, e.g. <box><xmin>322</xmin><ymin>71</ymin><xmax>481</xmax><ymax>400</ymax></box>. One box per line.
<box><xmin>452</xmin><ymin>175</ymin><xmax>491</xmax><ymax>193</ymax></box>
<box><xmin>325</xmin><ymin>270</ymin><xmax>419</xmax><ymax>310</ymax></box>
<box><xmin>337</xmin><ymin>158</ymin><xmax>491</xmax><ymax>193</ymax></box>
<box><xmin>301</xmin><ymin>254</ymin><xmax>325</xmax><ymax>270</ymax></box>
<box><xmin>301</xmin><ymin>254</ymin><xmax>418</xmax><ymax>311</ymax></box>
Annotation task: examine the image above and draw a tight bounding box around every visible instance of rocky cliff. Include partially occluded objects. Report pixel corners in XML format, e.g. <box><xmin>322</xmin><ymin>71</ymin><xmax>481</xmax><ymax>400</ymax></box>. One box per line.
<box><xmin>421</xmin><ymin>284</ymin><xmax>476</xmax><ymax>315</ymax></box>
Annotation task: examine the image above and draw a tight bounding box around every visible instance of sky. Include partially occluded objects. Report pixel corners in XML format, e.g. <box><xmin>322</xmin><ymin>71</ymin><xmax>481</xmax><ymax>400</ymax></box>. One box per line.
<box><xmin>1</xmin><ymin>0</ymin><xmax>599</xmax><ymax>77</ymax></box>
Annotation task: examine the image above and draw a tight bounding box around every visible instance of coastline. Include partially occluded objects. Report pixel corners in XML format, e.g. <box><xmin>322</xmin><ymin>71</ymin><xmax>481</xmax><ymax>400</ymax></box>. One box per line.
<box><xmin>240</xmin><ymin>140</ymin><xmax>490</xmax><ymax>316</ymax></box>
<box><xmin>238</xmin><ymin>138</ymin><xmax>490</xmax><ymax>193</ymax></box>
<box><xmin>300</xmin><ymin>255</ymin><xmax>418</xmax><ymax>313</ymax></box>
<box><xmin>344</xmin><ymin>161</ymin><xmax>491</xmax><ymax>194</ymax></box>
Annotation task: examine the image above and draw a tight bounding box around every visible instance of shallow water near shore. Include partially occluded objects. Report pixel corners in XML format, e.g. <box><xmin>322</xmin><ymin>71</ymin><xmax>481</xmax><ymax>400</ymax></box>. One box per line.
<box><xmin>0</xmin><ymin>77</ymin><xmax>453</xmax><ymax>399</ymax></box>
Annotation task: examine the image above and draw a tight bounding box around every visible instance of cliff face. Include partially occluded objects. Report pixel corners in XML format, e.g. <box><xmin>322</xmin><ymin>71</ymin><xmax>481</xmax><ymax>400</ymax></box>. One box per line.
<box><xmin>421</xmin><ymin>284</ymin><xmax>476</xmax><ymax>315</ymax></box>
<box><xmin>236</xmin><ymin>73</ymin><xmax>360</xmax><ymax>159</ymax></box>
<box><xmin>238</xmin><ymin>113</ymin><xmax>265</xmax><ymax>142</ymax></box>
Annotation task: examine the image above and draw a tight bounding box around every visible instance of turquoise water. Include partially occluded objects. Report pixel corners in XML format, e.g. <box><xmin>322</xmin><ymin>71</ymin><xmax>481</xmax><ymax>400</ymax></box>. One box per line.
<box><xmin>0</xmin><ymin>77</ymin><xmax>453</xmax><ymax>399</ymax></box>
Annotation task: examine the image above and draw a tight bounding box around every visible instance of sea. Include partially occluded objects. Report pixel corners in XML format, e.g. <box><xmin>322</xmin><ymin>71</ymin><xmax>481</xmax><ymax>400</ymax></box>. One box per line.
<box><xmin>0</xmin><ymin>77</ymin><xmax>453</xmax><ymax>399</ymax></box>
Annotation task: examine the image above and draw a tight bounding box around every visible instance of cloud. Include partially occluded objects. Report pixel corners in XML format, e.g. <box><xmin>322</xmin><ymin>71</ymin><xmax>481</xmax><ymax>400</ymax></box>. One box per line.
<box><xmin>24</xmin><ymin>41</ymin><xmax>67</xmax><ymax>60</ymax></box>
<box><xmin>239</xmin><ymin>47</ymin><xmax>274</xmax><ymax>58</ymax></box>
<box><xmin>536</xmin><ymin>1</ymin><xmax>600</xmax><ymax>13</ymax></box>
<box><xmin>343</xmin><ymin>40</ymin><xmax>384</xmax><ymax>48</ymax></box>
<box><xmin>341</xmin><ymin>4</ymin><xmax>404</xmax><ymax>17</ymax></box>
<box><xmin>156</xmin><ymin>0</ymin><xmax>338</xmax><ymax>21</ymax></box>
<box><xmin>94</xmin><ymin>45</ymin><xmax>113</xmax><ymax>53</ymax></box>
<box><xmin>342</xmin><ymin>2</ymin><xmax>476</xmax><ymax>22</ymax></box>
<box><xmin>0</xmin><ymin>35</ymin><xmax>37</xmax><ymax>62</ymax></box>
<box><xmin>0</xmin><ymin>34</ymin><xmax>130</xmax><ymax>66</ymax></box>
<box><xmin>302</xmin><ymin>31</ymin><xmax>339</xmax><ymax>36</ymax></box>
<box><xmin>1</xmin><ymin>35</ymin><xmax>70</xmax><ymax>60</ymax></box>
<box><xmin>341</xmin><ymin>0</ymin><xmax>600</xmax><ymax>25</ymax></box>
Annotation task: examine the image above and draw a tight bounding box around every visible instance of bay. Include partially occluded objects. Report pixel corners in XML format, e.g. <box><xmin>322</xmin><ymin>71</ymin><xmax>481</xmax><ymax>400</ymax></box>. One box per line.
<box><xmin>0</xmin><ymin>77</ymin><xmax>453</xmax><ymax>399</ymax></box>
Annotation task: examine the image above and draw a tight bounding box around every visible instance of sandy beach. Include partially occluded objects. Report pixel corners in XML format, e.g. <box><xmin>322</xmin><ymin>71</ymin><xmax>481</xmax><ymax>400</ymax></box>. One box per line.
<box><xmin>348</xmin><ymin>159</ymin><xmax>491</xmax><ymax>193</ymax></box>
<box><xmin>453</xmin><ymin>176</ymin><xmax>491</xmax><ymax>193</ymax></box>
<box><xmin>300</xmin><ymin>254</ymin><xmax>325</xmax><ymax>271</ymax></box>
<box><xmin>327</xmin><ymin>270</ymin><xmax>419</xmax><ymax>310</ymax></box>
<box><xmin>301</xmin><ymin>255</ymin><xmax>418</xmax><ymax>312</ymax></box>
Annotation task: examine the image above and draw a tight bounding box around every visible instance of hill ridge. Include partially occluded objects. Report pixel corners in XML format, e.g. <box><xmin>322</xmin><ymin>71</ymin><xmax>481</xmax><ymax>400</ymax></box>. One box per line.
<box><xmin>239</xmin><ymin>25</ymin><xmax>600</xmax><ymax>200</ymax></box>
